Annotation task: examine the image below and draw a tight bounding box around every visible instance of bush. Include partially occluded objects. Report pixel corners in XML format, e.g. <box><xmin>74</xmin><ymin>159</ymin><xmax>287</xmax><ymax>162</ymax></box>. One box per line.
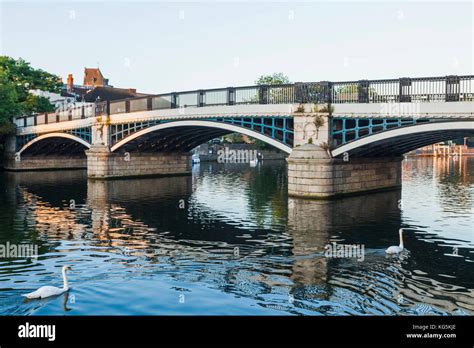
<box><xmin>319</xmin><ymin>104</ymin><xmax>334</xmax><ymax>114</ymax></box>
<box><xmin>295</xmin><ymin>104</ymin><xmax>305</xmax><ymax>113</ymax></box>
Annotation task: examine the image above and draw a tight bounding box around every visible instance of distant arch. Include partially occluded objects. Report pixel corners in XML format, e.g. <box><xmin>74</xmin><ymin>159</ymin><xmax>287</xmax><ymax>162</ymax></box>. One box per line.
<box><xmin>332</xmin><ymin>121</ymin><xmax>474</xmax><ymax>158</ymax></box>
<box><xmin>18</xmin><ymin>133</ymin><xmax>91</xmax><ymax>155</ymax></box>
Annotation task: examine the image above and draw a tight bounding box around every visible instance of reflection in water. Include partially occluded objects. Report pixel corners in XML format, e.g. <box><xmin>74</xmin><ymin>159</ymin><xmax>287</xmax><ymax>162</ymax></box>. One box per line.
<box><xmin>0</xmin><ymin>157</ymin><xmax>472</xmax><ymax>315</ymax></box>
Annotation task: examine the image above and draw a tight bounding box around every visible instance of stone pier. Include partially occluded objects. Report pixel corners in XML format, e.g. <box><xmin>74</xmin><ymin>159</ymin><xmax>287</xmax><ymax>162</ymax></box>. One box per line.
<box><xmin>289</xmin><ymin>110</ymin><xmax>402</xmax><ymax>199</ymax></box>
<box><xmin>288</xmin><ymin>144</ymin><xmax>402</xmax><ymax>199</ymax></box>
<box><xmin>4</xmin><ymin>155</ymin><xmax>87</xmax><ymax>171</ymax></box>
<box><xmin>86</xmin><ymin>146</ymin><xmax>191</xmax><ymax>179</ymax></box>
<box><xmin>85</xmin><ymin>120</ymin><xmax>191</xmax><ymax>179</ymax></box>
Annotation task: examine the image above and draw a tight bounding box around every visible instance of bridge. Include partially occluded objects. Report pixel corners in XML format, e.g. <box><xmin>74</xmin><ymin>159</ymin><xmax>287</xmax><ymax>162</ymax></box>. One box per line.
<box><xmin>5</xmin><ymin>75</ymin><xmax>474</xmax><ymax>198</ymax></box>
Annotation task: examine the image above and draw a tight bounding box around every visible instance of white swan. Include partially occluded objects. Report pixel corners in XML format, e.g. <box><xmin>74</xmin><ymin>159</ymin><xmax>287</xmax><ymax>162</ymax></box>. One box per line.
<box><xmin>22</xmin><ymin>265</ymin><xmax>71</xmax><ymax>299</ymax></box>
<box><xmin>385</xmin><ymin>229</ymin><xmax>404</xmax><ymax>254</ymax></box>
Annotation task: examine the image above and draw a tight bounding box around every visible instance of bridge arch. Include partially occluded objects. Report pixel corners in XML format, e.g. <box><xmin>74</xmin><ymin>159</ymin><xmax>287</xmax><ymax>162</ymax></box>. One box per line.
<box><xmin>331</xmin><ymin>121</ymin><xmax>474</xmax><ymax>158</ymax></box>
<box><xmin>110</xmin><ymin>120</ymin><xmax>293</xmax><ymax>154</ymax></box>
<box><xmin>18</xmin><ymin>132</ymin><xmax>91</xmax><ymax>156</ymax></box>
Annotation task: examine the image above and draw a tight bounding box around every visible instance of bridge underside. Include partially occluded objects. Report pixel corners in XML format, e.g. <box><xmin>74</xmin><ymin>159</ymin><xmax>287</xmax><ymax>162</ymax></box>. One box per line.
<box><xmin>291</xmin><ymin>121</ymin><xmax>474</xmax><ymax>199</ymax></box>
<box><xmin>21</xmin><ymin>137</ymin><xmax>88</xmax><ymax>157</ymax></box>
<box><xmin>5</xmin><ymin>136</ymin><xmax>88</xmax><ymax>171</ymax></box>
<box><xmin>115</xmin><ymin>126</ymin><xmax>231</xmax><ymax>153</ymax></box>
<box><xmin>8</xmin><ymin>111</ymin><xmax>474</xmax><ymax>197</ymax></box>
<box><xmin>109</xmin><ymin>118</ymin><xmax>294</xmax><ymax>154</ymax></box>
<box><xmin>336</xmin><ymin>130</ymin><xmax>474</xmax><ymax>158</ymax></box>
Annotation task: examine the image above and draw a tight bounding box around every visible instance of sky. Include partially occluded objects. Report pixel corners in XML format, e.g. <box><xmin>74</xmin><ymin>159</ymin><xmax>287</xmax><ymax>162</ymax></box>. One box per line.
<box><xmin>1</xmin><ymin>0</ymin><xmax>473</xmax><ymax>94</ymax></box>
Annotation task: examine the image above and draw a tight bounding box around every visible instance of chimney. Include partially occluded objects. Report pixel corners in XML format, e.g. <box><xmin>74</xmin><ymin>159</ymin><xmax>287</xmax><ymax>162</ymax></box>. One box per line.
<box><xmin>67</xmin><ymin>74</ymin><xmax>74</xmax><ymax>92</ymax></box>
<box><xmin>128</xmin><ymin>88</ymin><xmax>137</xmax><ymax>95</ymax></box>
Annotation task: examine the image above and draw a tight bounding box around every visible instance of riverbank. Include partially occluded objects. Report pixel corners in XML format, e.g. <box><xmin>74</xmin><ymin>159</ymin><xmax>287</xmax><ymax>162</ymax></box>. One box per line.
<box><xmin>407</xmin><ymin>144</ymin><xmax>474</xmax><ymax>157</ymax></box>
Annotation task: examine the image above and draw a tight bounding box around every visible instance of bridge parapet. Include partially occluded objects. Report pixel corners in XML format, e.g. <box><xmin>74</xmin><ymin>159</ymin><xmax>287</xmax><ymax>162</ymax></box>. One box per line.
<box><xmin>330</xmin><ymin>75</ymin><xmax>473</xmax><ymax>103</ymax></box>
<box><xmin>333</xmin><ymin>101</ymin><xmax>474</xmax><ymax>119</ymax></box>
<box><xmin>15</xmin><ymin>103</ymin><xmax>95</xmax><ymax>128</ymax></box>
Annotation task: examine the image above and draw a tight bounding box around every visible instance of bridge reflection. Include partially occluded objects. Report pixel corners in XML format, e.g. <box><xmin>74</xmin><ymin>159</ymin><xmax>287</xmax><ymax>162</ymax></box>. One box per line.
<box><xmin>288</xmin><ymin>190</ymin><xmax>402</xmax><ymax>286</ymax></box>
<box><xmin>7</xmin><ymin>170</ymin><xmax>399</xmax><ymax>286</ymax></box>
<box><xmin>4</xmin><ymin>164</ymin><xmax>472</xmax><ymax>314</ymax></box>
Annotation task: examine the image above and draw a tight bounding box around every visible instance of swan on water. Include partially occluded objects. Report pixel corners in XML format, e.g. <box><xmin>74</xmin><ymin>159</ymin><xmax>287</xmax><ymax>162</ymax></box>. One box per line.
<box><xmin>22</xmin><ymin>265</ymin><xmax>72</xmax><ymax>299</ymax></box>
<box><xmin>385</xmin><ymin>229</ymin><xmax>404</xmax><ymax>254</ymax></box>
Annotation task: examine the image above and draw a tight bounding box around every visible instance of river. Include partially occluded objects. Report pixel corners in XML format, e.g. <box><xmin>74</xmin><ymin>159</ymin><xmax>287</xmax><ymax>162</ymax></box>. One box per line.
<box><xmin>0</xmin><ymin>156</ymin><xmax>472</xmax><ymax>315</ymax></box>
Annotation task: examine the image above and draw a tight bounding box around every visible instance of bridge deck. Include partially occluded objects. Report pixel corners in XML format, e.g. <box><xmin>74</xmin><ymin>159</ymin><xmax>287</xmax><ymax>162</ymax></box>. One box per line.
<box><xmin>15</xmin><ymin>75</ymin><xmax>474</xmax><ymax>134</ymax></box>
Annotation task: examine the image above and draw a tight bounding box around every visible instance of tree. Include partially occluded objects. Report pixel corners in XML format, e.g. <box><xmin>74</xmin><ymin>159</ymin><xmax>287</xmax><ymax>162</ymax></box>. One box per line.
<box><xmin>334</xmin><ymin>84</ymin><xmax>377</xmax><ymax>102</ymax></box>
<box><xmin>224</xmin><ymin>133</ymin><xmax>246</xmax><ymax>144</ymax></box>
<box><xmin>23</xmin><ymin>94</ymin><xmax>56</xmax><ymax>114</ymax></box>
<box><xmin>0</xmin><ymin>56</ymin><xmax>62</xmax><ymax>139</ymax></box>
<box><xmin>0</xmin><ymin>70</ymin><xmax>18</xmax><ymax>137</ymax></box>
<box><xmin>226</xmin><ymin>73</ymin><xmax>292</xmax><ymax>140</ymax></box>
<box><xmin>255</xmin><ymin>73</ymin><xmax>291</xmax><ymax>85</ymax></box>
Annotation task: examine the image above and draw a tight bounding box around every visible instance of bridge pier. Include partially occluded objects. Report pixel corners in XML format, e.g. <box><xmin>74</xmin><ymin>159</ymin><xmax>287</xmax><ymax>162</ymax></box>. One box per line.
<box><xmin>288</xmin><ymin>144</ymin><xmax>402</xmax><ymax>199</ymax></box>
<box><xmin>4</xmin><ymin>156</ymin><xmax>87</xmax><ymax>171</ymax></box>
<box><xmin>86</xmin><ymin>145</ymin><xmax>191</xmax><ymax>179</ymax></box>
<box><xmin>3</xmin><ymin>136</ymin><xmax>87</xmax><ymax>171</ymax></box>
<box><xmin>85</xmin><ymin>122</ymin><xmax>192</xmax><ymax>179</ymax></box>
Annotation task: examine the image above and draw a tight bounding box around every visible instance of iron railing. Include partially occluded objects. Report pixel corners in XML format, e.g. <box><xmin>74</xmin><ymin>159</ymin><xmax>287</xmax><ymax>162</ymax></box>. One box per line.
<box><xmin>15</xmin><ymin>103</ymin><xmax>95</xmax><ymax>128</ymax></box>
<box><xmin>330</xmin><ymin>75</ymin><xmax>474</xmax><ymax>103</ymax></box>
<box><xmin>15</xmin><ymin>75</ymin><xmax>474</xmax><ymax>126</ymax></box>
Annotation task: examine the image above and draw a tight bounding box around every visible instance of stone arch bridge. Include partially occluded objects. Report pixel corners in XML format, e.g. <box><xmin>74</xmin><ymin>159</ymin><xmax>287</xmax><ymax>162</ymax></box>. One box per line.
<box><xmin>6</xmin><ymin>75</ymin><xmax>474</xmax><ymax>198</ymax></box>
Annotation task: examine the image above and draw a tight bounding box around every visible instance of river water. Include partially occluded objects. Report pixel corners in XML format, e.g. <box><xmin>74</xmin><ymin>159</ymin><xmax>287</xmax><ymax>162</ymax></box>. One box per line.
<box><xmin>0</xmin><ymin>157</ymin><xmax>472</xmax><ymax>315</ymax></box>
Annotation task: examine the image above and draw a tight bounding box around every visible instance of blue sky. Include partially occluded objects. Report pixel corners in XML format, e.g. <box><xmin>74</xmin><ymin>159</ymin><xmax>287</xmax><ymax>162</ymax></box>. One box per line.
<box><xmin>1</xmin><ymin>1</ymin><xmax>473</xmax><ymax>94</ymax></box>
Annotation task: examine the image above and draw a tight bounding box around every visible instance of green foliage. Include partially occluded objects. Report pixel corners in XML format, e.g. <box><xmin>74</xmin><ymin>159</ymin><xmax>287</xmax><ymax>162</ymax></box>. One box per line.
<box><xmin>336</xmin><ymin>84</ymin><xmax>358</xmax><ymax>94</ymax></box>
<box><xmin>255</xmin><ymin>139</ymin><xmax>272</xmax><ymax>150</ymax></box>
<box><xmin>224</xmin><ymin>133</ymin><xmax>246</xmax><ymax>144</ymax></box>
<box><xmin>0</xmin><ymin>56</ymin><xmax>62</xmax><ymax>98</ymax></box>
<box><xmin>0</xmin><ymin>69</ymin><xmax>19</xmax><ymax>136</ymax></box>
<box><xmin>308</xmin><ymin>137</ymin><xmax>313</xmax><ymax>144</ymax></box>
<box><xmin>335</xmin><ymin>84</ymin><xmax>377</xmax><ymax>99</ymax></box>
<box><xmin>0</xmin><ymin>56</ymin><xmax>62</xmax><ymax>138</ymax></box>
<box><xmin>255</xmin><ymin>73</ymin><xmax>291</xmax><ymax>85</ymax></box>
<box><xmin>239</xmin><ymin>73</ymin><xmax>291</xmax><ymax>104</ymax></box>
<box><xmin>23</xmin><ymin>94</ymin><xmax>55</xmax><ymax>114</ymax></box>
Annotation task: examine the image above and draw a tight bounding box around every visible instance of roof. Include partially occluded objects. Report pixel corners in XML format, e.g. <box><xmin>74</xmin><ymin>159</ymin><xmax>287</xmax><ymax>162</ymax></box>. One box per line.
<box><xmin>83</xmin><ymin>86</ymin><xmax>150</xmax><ymax>102</ymax></box>
<box><xmin>83</xmin><ymin>68</ymin><xmax>106</xmax><ymax>87</ymax></box>
<box><xmin>61</xmin><ymin>85</ymin><xmax>91</xmax><ymax>99</ymax></box>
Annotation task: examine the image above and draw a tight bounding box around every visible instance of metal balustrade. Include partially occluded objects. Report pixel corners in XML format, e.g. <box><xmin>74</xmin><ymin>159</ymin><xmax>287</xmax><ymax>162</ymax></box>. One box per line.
<box><xmin>15</xmin><ymin>75</ymin><xmax>474</xmax><ymax>126</ymax></box>
<box><xmin>109</xmin><ymin>117</ymin><xmax>294</xmax><ymax>147</ymax></box>
<box><xmin>15</xmin><ymin>103</ymin><xmax>96</xmax><ymax>127</ymax></box>
<box><xmin>331</xmin><ymin>117</ymin><xmax>433</xmax><ymax>146</ymax></box>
